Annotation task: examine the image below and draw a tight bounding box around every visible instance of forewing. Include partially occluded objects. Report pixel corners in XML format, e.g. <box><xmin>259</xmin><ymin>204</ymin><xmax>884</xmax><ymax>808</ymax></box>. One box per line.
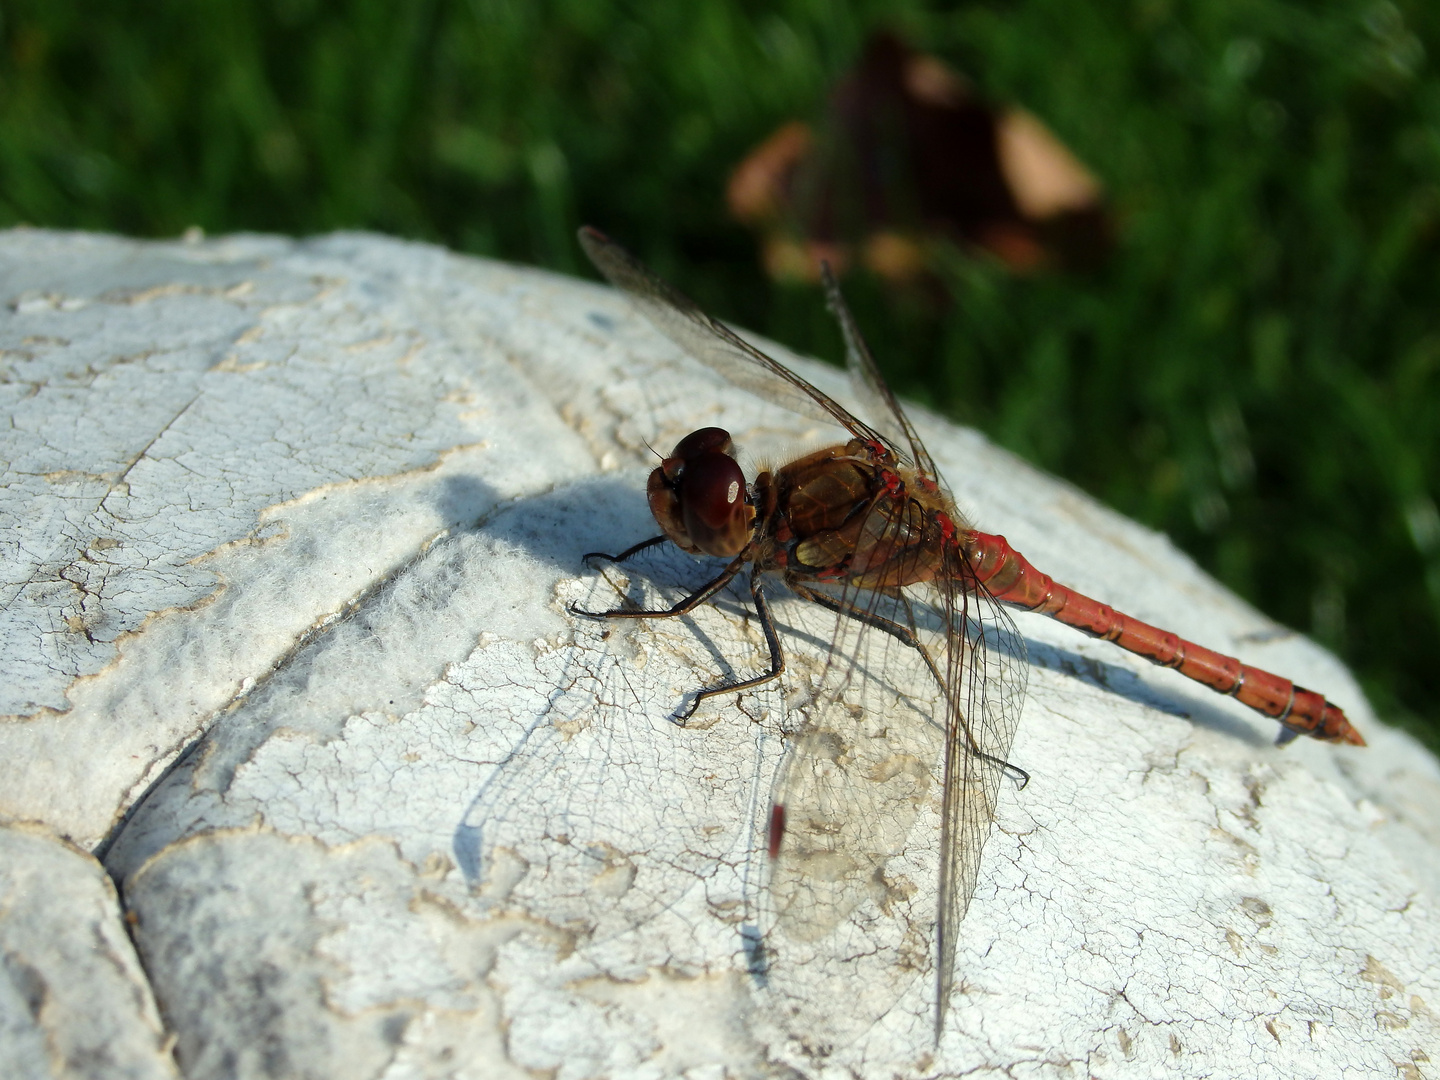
<box><xmin>820</xmin><ymin>264</ymin><xmax>940</xmax><ymax>482</ymax></box>
<box><xmin>765</xmin><ymin>670</ymin><xmax>942</xmax><ymax>944</ymax></box>
<box><xmin>580</xmin><ymin>227</ymin><xmax>886</xmax><ymax>444</ymax></box>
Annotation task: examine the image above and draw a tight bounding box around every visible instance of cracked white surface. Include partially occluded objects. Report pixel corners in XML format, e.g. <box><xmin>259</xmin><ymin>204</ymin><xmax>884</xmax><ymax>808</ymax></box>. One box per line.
<box><xmin>0</xmin><ymin>823</ymin><xmax>176</xmax><ymax>1080</ymax></box>
<box><xmin>2</xmin><ymin>228</ymin><xmax>1437</xmax><ymax>1078</ymax></box>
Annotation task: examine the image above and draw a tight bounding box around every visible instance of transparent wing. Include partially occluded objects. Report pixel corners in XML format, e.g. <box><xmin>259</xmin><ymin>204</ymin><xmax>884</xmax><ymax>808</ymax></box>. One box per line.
<box><xmin>932</xmin><ymin>547</ymin><xmax>1028</xmax><ymax>1037</ymax></box>
<box><xmin>820</xmin><ymin>263</ymin><xmax>940</xmax><ymax>482</ymax></box>
<box><xmin>580</xmin><ymin>227</ymin><xmax>889</xmax><ymax>447</ymax></box>
<box><xmin>759</xmin><ymin>577</ymin><xmax>950</xmax><ymax>1038</ymax></box>
<box><xmin>762</xmin><ymin>501</ymin><xmax>1028</xmax><ymax>1038</ymax></box>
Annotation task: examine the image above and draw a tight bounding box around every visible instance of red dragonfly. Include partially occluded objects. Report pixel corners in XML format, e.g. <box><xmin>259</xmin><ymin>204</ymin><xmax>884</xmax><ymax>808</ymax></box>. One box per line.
<box><xmin>574</xmin><ymin>226</ymin><xmax>1364</xmax><ymax>1037</ymax></box>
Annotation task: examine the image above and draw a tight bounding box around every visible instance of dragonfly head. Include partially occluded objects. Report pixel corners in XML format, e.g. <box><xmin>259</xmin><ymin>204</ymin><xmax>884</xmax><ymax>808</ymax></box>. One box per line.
<box><xmin>648</xmin><ymin>426</ymin><xmax>755</xmax><ymax>558</ymax></box>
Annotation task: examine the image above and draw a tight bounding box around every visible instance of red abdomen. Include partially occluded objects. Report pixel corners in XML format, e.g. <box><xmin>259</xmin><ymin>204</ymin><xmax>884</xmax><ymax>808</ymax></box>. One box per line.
<box><xmin>961</xmin><ymin>531</ymin><xmax>1364</xmax><ymax>746</ymax></box>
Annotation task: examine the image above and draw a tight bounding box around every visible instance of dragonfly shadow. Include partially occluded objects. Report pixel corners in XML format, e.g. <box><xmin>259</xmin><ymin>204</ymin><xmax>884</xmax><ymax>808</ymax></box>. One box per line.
<box><xmin>436</xmin><ymin>471</ymin><xmax>657</xmax><ymax>575</ymax></box>
<box><xmin>1022</xmin><ymin>634</ymin><xmax>1267</xmax><ymax>748</ymax></box>
<box><xmin>434</xmin><ymin>472</ymin><xmax>500</xmax><ymax>531</ymax></box>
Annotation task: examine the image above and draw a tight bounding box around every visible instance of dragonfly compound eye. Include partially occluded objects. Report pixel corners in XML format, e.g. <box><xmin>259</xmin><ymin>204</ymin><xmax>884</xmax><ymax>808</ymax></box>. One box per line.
<box><xmin>672</xmin><ymin>426</ymin><xmax>734</xmax><ymax>462</ymax></box>
<box><xmin>679</xmin><ymin>451</ymin><xmax>753</xmax><ymax>557</ymax></box>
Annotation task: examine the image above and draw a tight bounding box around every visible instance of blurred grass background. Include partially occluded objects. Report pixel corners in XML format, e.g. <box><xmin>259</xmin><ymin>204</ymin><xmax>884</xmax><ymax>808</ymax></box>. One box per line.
<box><xmin>2</xmin><ymin>0</ymin><xmax>1437</xmax><ymax>747</ymax></box>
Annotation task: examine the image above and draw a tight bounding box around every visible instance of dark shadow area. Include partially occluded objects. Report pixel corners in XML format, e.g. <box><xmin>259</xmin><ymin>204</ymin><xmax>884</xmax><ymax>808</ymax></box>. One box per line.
<box><xmin>434</xmin><ymin>472</ymin><xmax>502</xmax><ymax>532</ymax></box>
<box><xmin>461</xmin><ymin>471</ymin><xmax>654</xmax><ymax>574</ymax></box>
<box><xmin>1021</xmin><ymin>634</ymin><xmax>1268</xmax><ymax>749</ymax></box>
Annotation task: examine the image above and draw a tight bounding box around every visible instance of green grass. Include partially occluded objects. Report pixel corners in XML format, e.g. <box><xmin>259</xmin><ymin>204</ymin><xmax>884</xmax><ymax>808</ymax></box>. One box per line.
<box><xmin>3</xmin><ymin>0</ymin><xmax>1437</xmax><ymax>747</ymax></box>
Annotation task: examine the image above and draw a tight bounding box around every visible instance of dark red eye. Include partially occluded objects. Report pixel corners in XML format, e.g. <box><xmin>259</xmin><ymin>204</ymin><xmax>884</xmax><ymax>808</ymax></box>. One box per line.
<box><xmin>679</xmin><ymin>451</ymin><xmax>751</xmax><ymax>557</ymax></box>
<box><xmin>681</xmin><ymin>452</ymin><xmax>744</xmax><ymax>528</ymax></box>
<box><xmin>672</xmin><ymin>427</ymin><xmax>733</xmax><ymax>462</ymax></box>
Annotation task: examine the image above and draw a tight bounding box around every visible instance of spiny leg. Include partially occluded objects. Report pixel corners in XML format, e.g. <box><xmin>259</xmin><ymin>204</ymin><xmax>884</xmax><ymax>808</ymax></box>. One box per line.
<box><xmin>572</xmin><ymin>555</ymin><xmax>782</xmax><ymax>724</ymax></box>
<box><xmin>676</xmin><ymin>572</ymin><xmax>785</xmax><ymax>722</ymax></box>
<box><xmin>570</xmin><ymin>553</ymin><xmax>746</xmax><ymax>620</ymax></box>
<box><xmin>789</xmin><ymin>581</ymin><xmax>1028</xmax><ymax>785</ymax></box>
<box><xmin>580</xmin><ymin>534</ymin><xmax>669</xmax><ymax>566</ymax></box>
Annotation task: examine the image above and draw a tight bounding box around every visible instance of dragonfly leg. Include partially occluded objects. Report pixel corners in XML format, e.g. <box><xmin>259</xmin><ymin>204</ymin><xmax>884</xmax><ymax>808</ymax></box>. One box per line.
<box><xmin>789</xmin><ymin>582</ymin><xmax>1028</xmax><ymax>786</ymax></box>
<box><xmin>580</xmin><ymin>534</ymin><xmax>670</xmax><ymax>566</ymax></box>
<box><xmin>676</xmin><ymin>572</ymin><xmax>785</xmax><ymax>723</ymax></box>
<box><xmin>569</xmin><ymin>552</ymin><xmax>746</xmax><ymax>620</ymax></box>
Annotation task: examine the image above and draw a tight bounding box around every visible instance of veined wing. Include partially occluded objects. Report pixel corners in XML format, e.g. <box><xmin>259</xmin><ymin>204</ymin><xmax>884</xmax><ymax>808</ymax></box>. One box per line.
<box><xmin>760</xmin><ymin>578</ymin><xmax>950</xmax><ymax>1037</ymax></box>
<box><xmin>580</xmin><ymin>227</ymin><xmax>889</xmax><ymax>448</ymax></box>
<box><xmin>816</xmin><ymin>265</ymin><xmax>1022</xmax><ymax>1033</ymax></box>
<box><xmin>932</xmin><ymin>544</ymin><xmax>1028</xmax><ymax>1038</ymax></box>
<box><xmin>763</xmin><ymin>502</ymin><xmax>1028</xmax><ymax>1038</ymax></box>
<box><xmin>818</xmin><ymin>264</ymin><xmax>940</xmax><ymax>484</ymax></box>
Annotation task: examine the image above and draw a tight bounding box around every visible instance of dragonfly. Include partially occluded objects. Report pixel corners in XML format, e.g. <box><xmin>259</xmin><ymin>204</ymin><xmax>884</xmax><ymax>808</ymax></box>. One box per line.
<box><xmin>573</xmin><ymin>225</ymin><xmax>1365</xmax><ymax>1039</ymax></box>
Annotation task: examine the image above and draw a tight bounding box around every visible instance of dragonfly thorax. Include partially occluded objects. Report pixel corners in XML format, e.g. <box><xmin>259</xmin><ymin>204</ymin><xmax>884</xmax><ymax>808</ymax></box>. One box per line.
<box><xmin>647</xmin><ymin>426</ymin><xmax>756</xmax><ymax>558</ymax></box>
